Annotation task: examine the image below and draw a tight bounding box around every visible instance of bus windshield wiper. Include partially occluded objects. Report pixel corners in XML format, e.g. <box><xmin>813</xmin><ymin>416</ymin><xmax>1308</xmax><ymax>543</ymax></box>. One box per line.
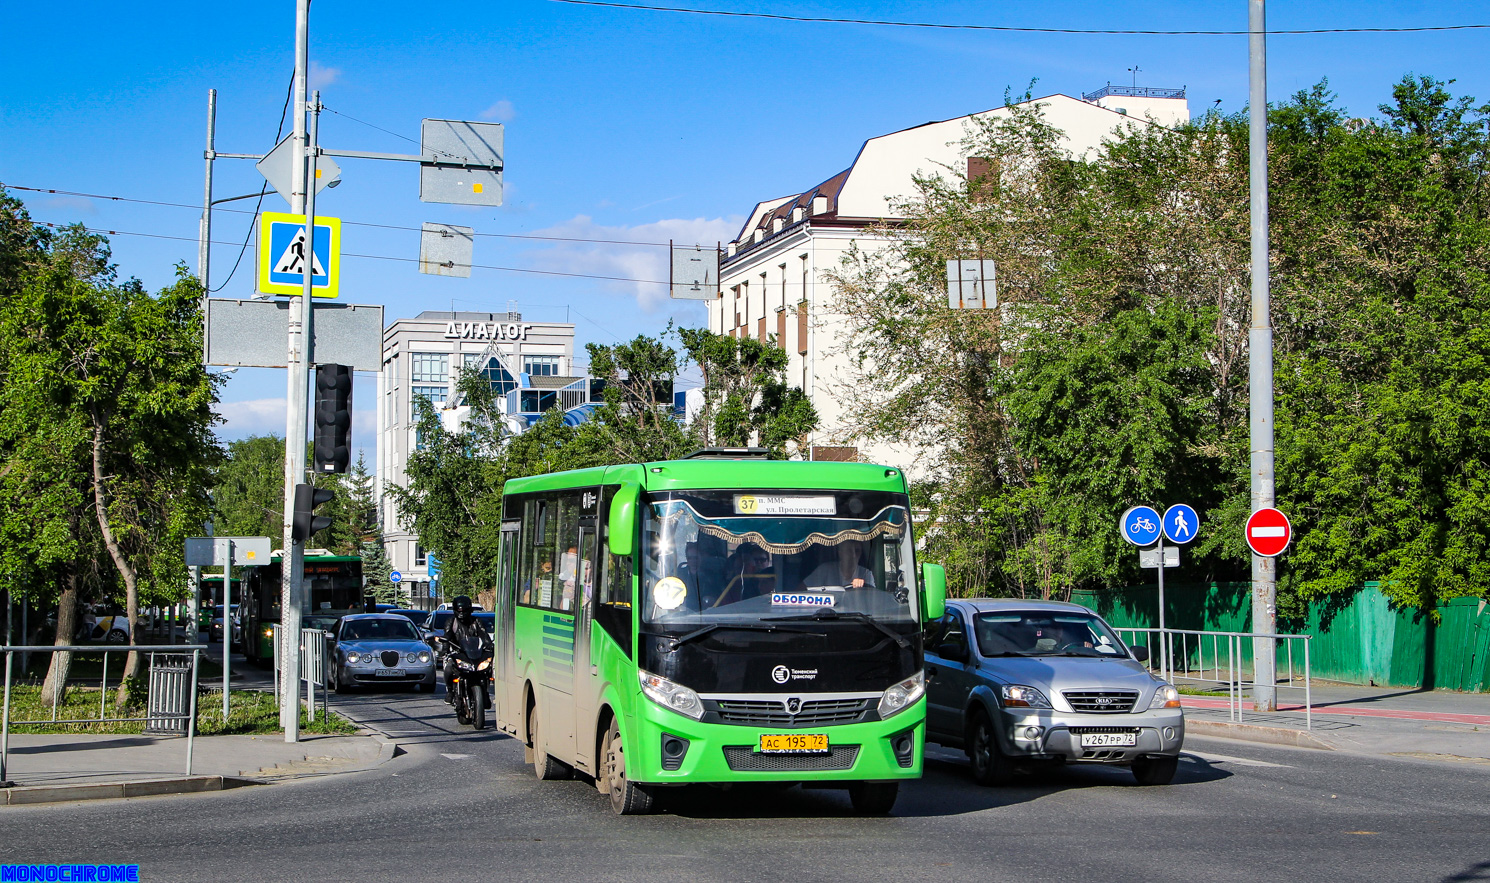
<box><xmin>764</xmin><ymin>610</ymin><xmax>910</xmax><ymax>648</ymax></box>
<box><xmin>650</xmin><ymin>622</ymin><xmax>825</xmax><ymax>648</ymax></box>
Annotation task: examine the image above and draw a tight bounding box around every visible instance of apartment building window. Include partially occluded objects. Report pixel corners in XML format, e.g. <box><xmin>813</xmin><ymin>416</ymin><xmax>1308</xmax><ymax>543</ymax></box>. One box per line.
<box><xmin>524</xmin><ymin>355</ymin><xmax>561</xmax><ymax>376</ymax></box>
<box><xmin>415</xmin><ymin>543</ymin><xmax>428</xmax><ymax>567</ymax></box>
<box><xmin>797</xmin><ymin>301</ymin><xmax>809</xmax><ymax>356</ymax></box>
<box><xmin>411</xmin><ymin>352</ymin><xmax>448</xmax><ymax>384</ymax></box>
<box><xmin>758</xmin><ymin>317</ymin><xmax>766</xmax><ymax>343</ymax></box>
<box><xmin>777</xmin><ymin>306</ymin><xmax>787</xmax><ymax>349</ymax></box>
<box><xmin>411</xmin><ymin>385</ymin><xmax>447</xmax><ymax>406</ymax></box>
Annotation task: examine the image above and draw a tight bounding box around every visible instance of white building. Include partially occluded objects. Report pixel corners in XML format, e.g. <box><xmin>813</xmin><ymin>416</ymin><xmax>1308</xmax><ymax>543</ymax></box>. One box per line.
<box><xmin>706</xmin><ymin>86</ymin><xmax>1189</xmax><ymax>468</ymax></box>
<box><xmin>377</xmin><ymin>310</ymin><xmax>594</xmax><ymax>603</ymax></box>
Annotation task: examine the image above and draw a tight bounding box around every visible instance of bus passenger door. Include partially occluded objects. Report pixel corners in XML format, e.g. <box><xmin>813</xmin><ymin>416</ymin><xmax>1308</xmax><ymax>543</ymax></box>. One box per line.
<box><xmin>572</xmin><ymin>515</ymin><xmax>600</xmax><ymax>770</ymax></box>
<box><xmin>496</xmin><ymin>520</ymin><xmax>520</xmax><ymax>734</ymax></box>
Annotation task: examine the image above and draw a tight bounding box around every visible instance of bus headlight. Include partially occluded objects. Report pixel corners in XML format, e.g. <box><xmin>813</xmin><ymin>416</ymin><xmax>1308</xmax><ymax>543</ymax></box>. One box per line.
<box><xmin>639</xmin><ymin>671</ymin><xmax>705</xmax><ymax>720</ymax></box>
<box><xmin>878</xmin><ymin>671</ymin><xmax>925</xmax><ymax>719</ymax></box>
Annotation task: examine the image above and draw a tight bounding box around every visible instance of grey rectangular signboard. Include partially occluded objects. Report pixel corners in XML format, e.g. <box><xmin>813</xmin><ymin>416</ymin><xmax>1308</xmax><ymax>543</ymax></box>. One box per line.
<box><xmin>185</xmin><ymin>536</ymin><xmax>274</xmax><ymax>567</ymax></box>
<box><xmin>1139</xmin><ymin>546</ymin><xmax>1180</xmax><ymax>569</ymax></box>
<box><xmin>204</xmin><ymin>298</ymin><xmax>384</xmax><ymax>371</ymax></box>
<box><xmin>420</xmin><ymin>223</ymin><xmax>475</xmax><ymax>277</ymax></box>
<box><xmin>946</xmin><ymin>259</ymin><xmax>996</xmax><ymax>310</ymax></box>
<box><xmin>420</xmin><ymin>119</ymin><xmax>503</xmax><ymax>207</ymax></box>
<box><xmin>670</xmin><ymin>243</ymin><xmax>721</xmax><ymax>300</ymax></box>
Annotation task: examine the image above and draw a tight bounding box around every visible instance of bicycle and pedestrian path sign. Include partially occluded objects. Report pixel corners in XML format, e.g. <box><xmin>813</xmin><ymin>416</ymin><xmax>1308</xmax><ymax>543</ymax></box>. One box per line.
<box><xmin>1162</xmin><ymin>504</ymin><xmax>1199</xmax><ymax>544</ymax></box>
<box><xmin>257</xmin><ymin>211</ymin><xmax>341</xmax><ymax>298</ymax></box>
<box><xmin>1120</xmin><ymin>506</ymin><xmax>1162</xmax><ymax>547</ymax></box>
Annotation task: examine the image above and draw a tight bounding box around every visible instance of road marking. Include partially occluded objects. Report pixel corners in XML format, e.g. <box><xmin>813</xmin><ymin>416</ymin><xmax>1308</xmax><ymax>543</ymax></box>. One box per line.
<box><xmin>441</xmin><ymin>753</ymin><xmax>472</xmax><ymax>760</ymax></box>
<box><xmin>1183</xmin><ymin>750</ymin><xmax>1292</xmax><ymax>768</ymax></box>
<box><xmin>1181</xmin><ymin>697</ymin><xmax>1490</xmax><ymax>726</ymax></box>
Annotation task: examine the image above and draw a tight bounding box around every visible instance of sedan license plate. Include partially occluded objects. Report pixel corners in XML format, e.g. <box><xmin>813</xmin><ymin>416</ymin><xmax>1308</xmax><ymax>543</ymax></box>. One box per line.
<box><xmin>1079</xmin><ymin>732</ymin><xmax>1137</xmax><ymax>747</ymax></box>
<box><xmin>758</xmin><ymin>733</ymin><xmax>829</xmax><ymax>754</ymax></box>
<box><xmin>374</xmin><ymin>668</ymin><xmax>402</xmax><ymax>678</ymax></box>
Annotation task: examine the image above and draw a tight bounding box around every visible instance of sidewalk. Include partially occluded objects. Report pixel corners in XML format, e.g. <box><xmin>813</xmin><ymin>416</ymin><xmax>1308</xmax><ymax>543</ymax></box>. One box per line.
<box><xmin>1180</xmin><ymin>680</ymin><xmax>1490</xmax><ymax>763</ymax></box>
<box><xmin>1</xmin><ymin>732</ymin><xmax>395</xmax><ymax>806</ymax></box>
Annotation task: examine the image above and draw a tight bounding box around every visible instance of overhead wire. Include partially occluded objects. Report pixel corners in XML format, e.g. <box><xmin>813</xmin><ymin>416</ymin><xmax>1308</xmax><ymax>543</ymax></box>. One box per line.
<box><xmin>210</xmin><ymin>71</ymin><xmax>294</xmax><ymax>292</ymax></box>
<box><xmin>548</xmin><ymin>0</ymin><xmax>1490</xmax><ymax>36</ymax></box>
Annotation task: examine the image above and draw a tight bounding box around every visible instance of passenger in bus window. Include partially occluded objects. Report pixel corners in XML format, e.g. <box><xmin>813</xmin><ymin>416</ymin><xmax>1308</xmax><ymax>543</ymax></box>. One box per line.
<box><xmin>559</xmin><ymin>545</ymin><xmax>578</xmax><ymax>611</ymax></box>
<box><xmin>800</xmin><ymin>540</ymin><xmax>876</xmax><ymax>591</ymax></box>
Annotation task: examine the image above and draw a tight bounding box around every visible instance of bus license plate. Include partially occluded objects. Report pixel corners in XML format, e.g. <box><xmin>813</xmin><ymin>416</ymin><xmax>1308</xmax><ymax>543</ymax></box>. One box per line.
<box><xmin>1079</xmin><ymin>732</ymin><xmax>1136</xmax><ymax>747</ymax></box>
<box><xmin>758</xmin><ymin>733</ymin><xmax>829</xmax><ymax>754</ymax></box>
<box><xmin>375</xmin><ymin>668</ymin><xmax>402</xmax><ymax>678</ymax></box>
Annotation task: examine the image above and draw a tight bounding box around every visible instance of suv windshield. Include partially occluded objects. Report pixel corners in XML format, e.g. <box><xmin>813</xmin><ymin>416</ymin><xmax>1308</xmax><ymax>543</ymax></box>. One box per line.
<box><xmin>973</xmin><ymin>611</ymin><xmax>1127</xmax><ymax>658</ymax></box>
<box><xmin>641</xmin><ymin>489</ymin><xmax>917</xmax><ymax>627</ymax></box>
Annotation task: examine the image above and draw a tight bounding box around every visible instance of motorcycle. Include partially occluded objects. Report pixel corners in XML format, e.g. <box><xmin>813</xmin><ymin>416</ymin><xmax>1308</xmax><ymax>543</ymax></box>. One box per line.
<box><xmin>436</xmin><ymin>636</ymin><xmax>494</xmax><ymax>730</ymax></box>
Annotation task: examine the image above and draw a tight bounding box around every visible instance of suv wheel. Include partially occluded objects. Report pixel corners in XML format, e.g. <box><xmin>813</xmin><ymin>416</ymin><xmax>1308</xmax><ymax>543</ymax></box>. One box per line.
<box><xmin>967</xmin><ymin>710</ymin><xmax>1012</xmax><ymax>786</ymax></box>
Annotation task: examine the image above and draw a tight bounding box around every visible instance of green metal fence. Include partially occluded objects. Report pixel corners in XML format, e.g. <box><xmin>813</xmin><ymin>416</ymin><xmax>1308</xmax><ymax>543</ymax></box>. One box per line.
<box><xmin>1070</xmin><ymin>582</ymin><xmax>1489</xmax><ymax>693</ymax></box>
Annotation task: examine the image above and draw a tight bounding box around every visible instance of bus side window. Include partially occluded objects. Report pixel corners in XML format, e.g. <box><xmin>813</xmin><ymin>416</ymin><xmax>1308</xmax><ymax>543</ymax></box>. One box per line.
<box><xmin>595</xmin><ymin>552</ymin><xmax>633</xmax><ymax>658</ymax></box>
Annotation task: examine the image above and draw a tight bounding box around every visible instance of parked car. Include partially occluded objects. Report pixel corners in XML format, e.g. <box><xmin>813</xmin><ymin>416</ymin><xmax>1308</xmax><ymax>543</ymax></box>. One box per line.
<box><xmin>923</xmin><ymin>599</ymin><xmax>1184</xmax><ymax>786</ymax></box>
<box><xmin>326</xmin><ymin>613</ymin><xmax>437</xmax><ymax>692</ymax></box>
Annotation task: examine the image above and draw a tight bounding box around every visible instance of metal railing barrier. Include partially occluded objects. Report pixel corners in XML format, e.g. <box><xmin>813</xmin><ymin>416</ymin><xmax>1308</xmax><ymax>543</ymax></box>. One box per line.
<box><xmin>1114</xmin><ymin>627</ymin><xmax>1312</xmax><ymax>729</ymax></box>
<box><xmin>1</xmin><ymin>644</ymin><xmax>206</xmax><ymax>784</ymax></box>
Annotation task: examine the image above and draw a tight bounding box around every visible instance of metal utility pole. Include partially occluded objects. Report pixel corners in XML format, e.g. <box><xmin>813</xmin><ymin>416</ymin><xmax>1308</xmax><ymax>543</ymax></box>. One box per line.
<box><xmin>1248</xmin><ymin>0</ymin><xmax>1277</xmax><ymax>712</ymax></box>
<box><xmin>279</xmin><ymin>0</ymin><xmax>312</xmax><ymax>740</ymax></box>
<box><xmin>199</xmin><ymin>89</ymin><xmax>216</xmax><ymax>291</ymax></box>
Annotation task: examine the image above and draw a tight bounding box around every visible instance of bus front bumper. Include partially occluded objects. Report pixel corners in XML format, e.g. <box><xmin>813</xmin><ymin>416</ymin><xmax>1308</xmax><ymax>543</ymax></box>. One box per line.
<box><xmin>630</xmin><ymin>697</ymin><xmax>925</xmax><ymax>785</ymax></box>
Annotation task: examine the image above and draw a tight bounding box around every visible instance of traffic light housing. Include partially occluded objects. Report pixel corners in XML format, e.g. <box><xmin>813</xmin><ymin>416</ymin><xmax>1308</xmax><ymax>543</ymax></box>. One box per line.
<box><xmin>314</xmin><ymin>363</ymin><xmax>352</xmax><ymax>474</ymax></box>
<box><xmin>292</xmin><ymin>483</ymin><xmax>334</xmax><ymax>542</ymax></box>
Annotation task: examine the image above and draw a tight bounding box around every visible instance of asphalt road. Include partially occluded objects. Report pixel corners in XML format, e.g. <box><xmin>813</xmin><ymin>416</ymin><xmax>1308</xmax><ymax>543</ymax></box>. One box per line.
<box><xmin>3</xmin><ymin>677</ymin><xmax>1488</xmax><ymax>883</ymax></box>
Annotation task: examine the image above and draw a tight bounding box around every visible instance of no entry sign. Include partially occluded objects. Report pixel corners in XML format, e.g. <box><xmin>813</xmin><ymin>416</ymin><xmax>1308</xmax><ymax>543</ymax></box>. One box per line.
<box><xmin>1245</xmin><ymin>507</ymin><xmax>1292</xmax><ymax>557</ymax></box>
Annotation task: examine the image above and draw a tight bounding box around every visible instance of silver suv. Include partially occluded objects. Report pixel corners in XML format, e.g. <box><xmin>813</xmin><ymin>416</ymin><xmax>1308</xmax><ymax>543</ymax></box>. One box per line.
<box><xmin>924</xmin><ymin>599</ymin><xmax>1184</xmax><ymax>785</ymax></box>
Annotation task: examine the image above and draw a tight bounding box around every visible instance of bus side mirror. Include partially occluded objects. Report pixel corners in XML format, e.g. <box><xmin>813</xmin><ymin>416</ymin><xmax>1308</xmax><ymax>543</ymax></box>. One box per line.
<box><xmin>920</xmin><ymin>563</ymin><xmax>946</xmax><ymax>621</ymax></box>
<box><xmin>608</xmin><ymin>483</ymin><xmax>640</xmax><ymax>558</ymax></box>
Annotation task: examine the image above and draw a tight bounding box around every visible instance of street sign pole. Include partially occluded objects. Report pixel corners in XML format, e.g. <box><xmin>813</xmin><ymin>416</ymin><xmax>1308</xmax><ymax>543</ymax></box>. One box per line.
<box><xmin>1248</xmin><ymin>0</ymin><xmax>1278</xmax><ymax>712</ymax></box>
<box><xmin>1155</xmin><ymin>535</ymin><xmax>1167</xmax><ymax>683</ymax></box>
<box><xmin>279</xmin><ymin>0</ymin><xmax>310</xmax><ymax>741</ymax></box>
<box><xmin>219</xmin><ymin>538</ymin><xmax>232</xmax><ymax>722</ymax></box>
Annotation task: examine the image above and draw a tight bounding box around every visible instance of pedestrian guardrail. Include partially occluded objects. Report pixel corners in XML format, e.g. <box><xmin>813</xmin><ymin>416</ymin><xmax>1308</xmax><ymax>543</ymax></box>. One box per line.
<box><xmin>1115</xmin><ymin>627</ymin><xmax>1312</xmax><ymax>729</ymax></box>
<box><xmin>1</xmin><ymin>644</ymin><xmax>206</xmax><ymax>784</ymax></box>
<box><xmin>268</xmin><ymin>626</ymin><xmax>330</xmax><ymax>722</ymax></box>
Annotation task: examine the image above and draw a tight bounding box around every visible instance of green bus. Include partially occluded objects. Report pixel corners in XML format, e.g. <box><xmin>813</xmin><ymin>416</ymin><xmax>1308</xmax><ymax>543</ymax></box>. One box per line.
<box><xmin>241</xmin><ymin>551</ymin><xmax>364</xmax><ymax>665</ymax></box>
<box><xmin>493</xmin><ymin>453</ymin><xmax>946</xmax><ymax>815</ymax></box>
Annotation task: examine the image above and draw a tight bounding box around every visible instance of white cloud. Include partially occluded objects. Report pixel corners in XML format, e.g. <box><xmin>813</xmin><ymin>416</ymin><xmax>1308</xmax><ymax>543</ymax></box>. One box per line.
<box><xmin>523</xmin><ymin>214</ymin><xmax>743</xmax><ymax>312</ymax></box>
<box><xmin>213</xmin><ymin>397</ymin><xmax>287</xmax><ymax>440</ymax></box>
<box><xmin>480</xmin><ymin>99</ymin><xmax>515</xmax><ymax>122</ymax></box>
<box><xmin>310</xmin><ymin>61</ymin><xmax>341</xmax><ymax>88</ymax></box>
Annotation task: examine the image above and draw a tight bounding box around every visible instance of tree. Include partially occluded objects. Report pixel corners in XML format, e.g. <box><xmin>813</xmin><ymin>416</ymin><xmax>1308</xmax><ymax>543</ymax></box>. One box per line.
<box><xmin>213</xmin><ymin>435</ymin><xmax>285</xmax><ymax>540</ymax></box>
<box><xmin>675</xmin><ymin>328</ymin><xmax>818</xmax><ymax>457</ymax></box>
<box><xmin>0</xmin><ymin>194</ymin><xmax>222</xmax><ymax>701</ymax></box>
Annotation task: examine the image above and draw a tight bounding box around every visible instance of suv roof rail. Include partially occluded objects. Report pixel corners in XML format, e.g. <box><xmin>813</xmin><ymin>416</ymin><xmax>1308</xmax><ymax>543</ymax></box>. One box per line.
<box><xmin>681</xmin><ymin>447</ymin><xmax>771</xmax><ymax>460</ymax></box>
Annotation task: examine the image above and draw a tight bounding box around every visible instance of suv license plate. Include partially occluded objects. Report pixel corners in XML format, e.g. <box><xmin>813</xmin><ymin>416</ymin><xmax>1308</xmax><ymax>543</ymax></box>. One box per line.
<box><xmin>374</xmin><ymin>668</ymin><xmax>402</xmax><ymax>678</ymax></box>
<box><xmin>759</xmin><ymin>733</ymin><xmax>829</xmax><ymax>754</ymax></box>
<box><xmin>1079</xmin><ymin>732</ymin><xmax>1137</xmax><ymax>747</ymax></box>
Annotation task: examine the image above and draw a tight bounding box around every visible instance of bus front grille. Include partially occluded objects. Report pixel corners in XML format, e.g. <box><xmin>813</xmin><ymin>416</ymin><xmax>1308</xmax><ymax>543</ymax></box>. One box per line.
<box><xmin>722</xmin><ymin>745</ymin><xmax>860</xmax><ymax>772</ymax></box>
<box><xmin>714</xmin><ymin>698</ymin><xmax>871</xmax><ymax>727</ymax></box>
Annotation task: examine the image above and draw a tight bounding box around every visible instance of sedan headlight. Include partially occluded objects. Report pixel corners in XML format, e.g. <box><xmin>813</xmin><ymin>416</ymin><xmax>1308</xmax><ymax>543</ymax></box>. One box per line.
<box><xmin>1149</xmin><ymin>684</ymin><xmax>1181</xmax><ymax>709</ymax></box>
<box><xmin>346</xmin><ymin>651</ymin><xmax>360</xmax><ymax>664</ymax></box>
<box><xmin>418</xmin><ymin>651</ymin><xmax>431</xmax><ymax>664</ymax></box>
<box><xmin>1000</xmin><ymin>684</ymin><xmax>1052</xmax><ymax>709</ymax></box>
<box><xmin>638</xmin><ymin>670</ymin><xmax>704</xmax><ymax>720</ymax></box>
<box><xmin>405</xmin><ymin>651</ymin><xmax>419</xmax><ymax>664</ymax></box>
<box><xmin>877</xmin><ymin>671</ymin><xmax>925</xmax><ymax>719</ymax></box>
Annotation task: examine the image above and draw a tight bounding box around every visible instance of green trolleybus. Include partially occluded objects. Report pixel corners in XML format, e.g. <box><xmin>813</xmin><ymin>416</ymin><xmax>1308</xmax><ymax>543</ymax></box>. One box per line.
<box><xmin>493</xmin><ymin>453</ymin><xmax>947</xmax><ymax>815</ymax></box>
<box><xmin>241</xmin><ymin>551</ymin><xmax>364</xmax><ymax>665</ymax></box>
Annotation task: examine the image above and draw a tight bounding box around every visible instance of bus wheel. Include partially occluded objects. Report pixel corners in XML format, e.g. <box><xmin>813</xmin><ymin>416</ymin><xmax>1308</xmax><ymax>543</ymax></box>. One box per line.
<box><xmin>530</xmin><ymin>706</ymin><xmax>571</xmax><ymax>781</ymax></box>
<box><xmin>603</xmin><ymin>719</ymin><xmax>654</xmax><ymax>815</ymax></box>
<box><xmin>848</xmin><ymin>781</ymin><xmax>898</xmax><ymax>816</ymax></box>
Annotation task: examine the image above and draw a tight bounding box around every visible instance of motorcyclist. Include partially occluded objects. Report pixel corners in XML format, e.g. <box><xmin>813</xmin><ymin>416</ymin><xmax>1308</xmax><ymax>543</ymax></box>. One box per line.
<box><xmin>442</xmin><ymin>595</ymin><xmax>494</xmax><ymax>704</ymax></box>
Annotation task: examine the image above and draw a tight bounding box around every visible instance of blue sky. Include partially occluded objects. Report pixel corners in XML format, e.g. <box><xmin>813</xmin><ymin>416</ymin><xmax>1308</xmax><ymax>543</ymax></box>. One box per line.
<box><xmin>4</xmin><ymin>0</ymin><xmax>1488</xmax><ymax>455</ymax></box>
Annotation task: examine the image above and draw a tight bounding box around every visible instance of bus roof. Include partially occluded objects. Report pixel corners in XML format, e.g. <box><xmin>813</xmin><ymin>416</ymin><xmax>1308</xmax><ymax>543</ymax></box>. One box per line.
<box><xmin>502</xmin><ymin>459</ymin><xmax>907</xmax><ymax>497</ymax></box>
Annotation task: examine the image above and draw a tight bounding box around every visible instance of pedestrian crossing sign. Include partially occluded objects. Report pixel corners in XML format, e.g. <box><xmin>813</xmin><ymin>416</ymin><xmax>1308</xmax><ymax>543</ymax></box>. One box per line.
<box><xmin>257</xmin><ymin>211</ymin><xmax>341</xmax><ymax>298</ymax></box>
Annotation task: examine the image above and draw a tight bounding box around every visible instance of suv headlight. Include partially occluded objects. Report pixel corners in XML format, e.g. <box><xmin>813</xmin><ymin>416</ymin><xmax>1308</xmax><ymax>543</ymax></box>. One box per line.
<box><xmin>878</xmin><ymin>671</ymin><xmax>925</xmax><ymax>719</ymax></box>
<box><xmin>639</xmin><ymin>671</ymin><xmax>704</xmax><ymax>720</ymax></box>
<box><xmin>1000</xmin><ymin>684</ymin><xmax>1052</xmax><ymax>709</ymax></box>
<box><xmin>1149</xmin><ymin>684</ymin><xmax>1181</xmax><ymax>709</ymax></box>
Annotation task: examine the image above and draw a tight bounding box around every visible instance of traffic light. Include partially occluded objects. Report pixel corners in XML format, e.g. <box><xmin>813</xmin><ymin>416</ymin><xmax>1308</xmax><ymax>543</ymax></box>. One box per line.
<box><xmin>292</xmin><ymin>483</ymin><xmax>334</xmax><ymax>542</ymax></box>
<box><xmin>314</xmin><ymin>363</ymin><xmax>352</xmax><ymax>474</ymax></box>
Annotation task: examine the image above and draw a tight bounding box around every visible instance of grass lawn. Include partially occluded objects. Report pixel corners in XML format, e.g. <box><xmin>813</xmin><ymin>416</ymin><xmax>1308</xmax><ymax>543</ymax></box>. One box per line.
<box><xmin>3</xmin><ymin>686</ymin><xmax>357</xmax><ymax>736</ymax></box>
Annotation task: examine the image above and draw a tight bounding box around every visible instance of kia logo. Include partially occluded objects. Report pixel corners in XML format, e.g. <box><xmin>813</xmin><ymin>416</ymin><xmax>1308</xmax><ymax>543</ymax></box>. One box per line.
<box><xmin>1096</xmin><ymin>697</ymin><xmax>1113</xmax><ymax>705</ymax></box>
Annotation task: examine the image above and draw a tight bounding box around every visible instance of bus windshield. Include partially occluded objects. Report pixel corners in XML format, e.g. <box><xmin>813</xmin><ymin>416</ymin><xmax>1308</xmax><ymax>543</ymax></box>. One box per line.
<box><xmin>640</xmin><ymin>490</ymin><xmax>917</xmax><ymax>627</ymax></box>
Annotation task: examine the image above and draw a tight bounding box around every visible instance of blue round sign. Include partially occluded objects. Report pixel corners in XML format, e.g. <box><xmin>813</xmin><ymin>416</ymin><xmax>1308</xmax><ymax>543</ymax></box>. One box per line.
<box><xmin>1120</xmin><ymin>506</ymin><xmax>1162</xmax><ymax>546</ymax></box>
<box><xmin>1163</xmin><ymin>504</ymin><xmax>1200</xmax><ymax>544</ymax></box>
<box><xmin>389</xmin><ymin>570</ymin><xmax>402</xmax><ymax>584</ymax></box>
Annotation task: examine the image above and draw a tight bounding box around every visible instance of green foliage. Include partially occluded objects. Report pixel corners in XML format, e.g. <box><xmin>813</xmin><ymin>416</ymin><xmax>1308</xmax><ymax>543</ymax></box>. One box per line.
<box><xmin>676</xmin><ymin>327</ymin><xmax>818</xmax><ymax>457</ymax></box>
<box><xmin>828</xmin><ymin>76</ymin><xmax>1490</xmax><ymax>610</ymax></box>
<box><xmin>213</xmin><ymin>435</ymin><xmax>286</xmax><ymax>541</ymax></box>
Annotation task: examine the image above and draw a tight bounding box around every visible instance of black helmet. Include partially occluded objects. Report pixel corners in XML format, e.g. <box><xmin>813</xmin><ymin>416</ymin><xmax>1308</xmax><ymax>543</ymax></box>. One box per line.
<box><xmin>452</xmin><ymin>595</ymin><xmax>473</xmax><ymax>619</ymax></box>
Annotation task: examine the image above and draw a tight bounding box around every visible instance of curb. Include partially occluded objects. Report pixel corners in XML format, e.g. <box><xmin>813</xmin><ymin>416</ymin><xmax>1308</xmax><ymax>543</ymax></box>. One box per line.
<box><xmin>1</xmin><ymin>776</ymin><xmax>257</xmax><ymax>806</ymax></box>
<box><xmin>1187</xmin><ymin>719</ymin><xmax>1336</xmax><ymax>750</ymax></box>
